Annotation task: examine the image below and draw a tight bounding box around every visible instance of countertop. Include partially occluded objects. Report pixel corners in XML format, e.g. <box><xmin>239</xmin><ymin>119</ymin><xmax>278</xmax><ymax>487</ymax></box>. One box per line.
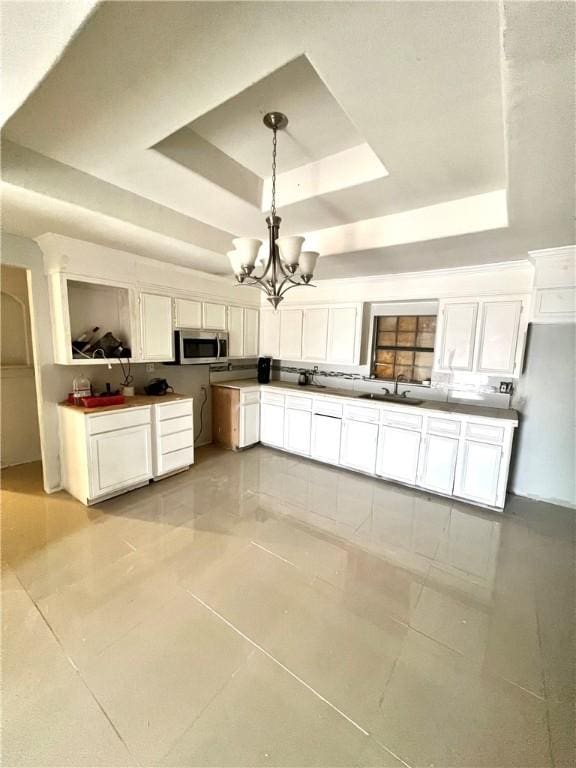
<box><xmin>211</xmin><ymin>379</ymin><xmax>518</xmax><ymax>423</ymax></box>
<box><xmin>59</xmin><ymin>393</ymin><xmax>193</xmax><ymax>414</ymax></box>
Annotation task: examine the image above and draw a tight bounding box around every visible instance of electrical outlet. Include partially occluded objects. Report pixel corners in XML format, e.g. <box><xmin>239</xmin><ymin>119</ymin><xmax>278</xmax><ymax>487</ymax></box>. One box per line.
<box><xmin>499</xmin><ymin>381</ymin><xmax>513</xmax><ymax>394</ymax></box>
<box><xmin>146</xmin><ymin>363</ymin><xmax>155</xmax><ymax>373</ymax></box>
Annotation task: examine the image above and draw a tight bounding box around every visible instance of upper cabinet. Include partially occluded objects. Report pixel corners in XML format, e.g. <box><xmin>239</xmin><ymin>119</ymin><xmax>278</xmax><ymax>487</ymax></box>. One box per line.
<box><xmin>529</xmin><ymin>245</ymin><xmax>576</xmax><ymax>324</ymax></box>
<box><xmin>435</xmin><ymin>301</ymin><xmax>478</xmax><ymax>371</ymax></box>
<box><xmin>203</xmin><ymin>302</ymin><xmax>227</xmax><ymax>330</ymax></box>
<box><xmin>327</xmin><ymin>306</ymin><xmax>360</xmax><ymax>364</ymax></box>
<box><xmin>174</xmin><ymin>298</ymin><xmax>202</xmax><ymax>328</ymax></box>
<box><xmin>259</xmin><ymin>308</ymin><xmax>281</xmax><ymax>358</ymax></box>
<box><xmin>140</xmin><ymin>292</ymin><xmax>174</xmax><ymax>361</ymax></box>
<box><xmin>228</xmin><ymin>306</ymin><xmax>259</xmax><ymax>358</ymax></box>
<box><xmin>279</xmin><ymin>309</ymin><xmax>304</xmax><ymax>360</ymax></box>
<box><xmin>259</xmin><ymin>303</ymin><xmax>363</xmax><ymax>365</ymax></box>
<box><xmin>434</xmin><ymin>296</ymin><xmax>528</xmax><ymax>377</ymax></box>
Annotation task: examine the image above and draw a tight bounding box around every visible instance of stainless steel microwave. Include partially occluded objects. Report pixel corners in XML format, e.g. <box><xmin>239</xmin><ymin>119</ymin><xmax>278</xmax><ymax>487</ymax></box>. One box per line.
<box><xmin>172</xmin><ymin>329</ymin><xmax>228</xmax><ymax>364</ymax></box>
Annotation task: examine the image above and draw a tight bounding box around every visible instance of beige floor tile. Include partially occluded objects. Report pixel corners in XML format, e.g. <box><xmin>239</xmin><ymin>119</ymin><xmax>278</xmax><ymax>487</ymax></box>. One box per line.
<box><xmin>2</xmin><ymin>583</ymin><xmax>134</xmax><ymax>767</ymax></box>
<box><xmin>161</xmin><ymin>651</ymin><xmax>404</xmax><ymax>767</ymax></box>
<box><xmin>371</xmin><ymin>629</ymin><xmax>552</xmax><ymax>767</ymax></box>
<box><xmin>81</xmin><ymin>588</ymin><xmax>253</xmax><ymax>764</ymax></box>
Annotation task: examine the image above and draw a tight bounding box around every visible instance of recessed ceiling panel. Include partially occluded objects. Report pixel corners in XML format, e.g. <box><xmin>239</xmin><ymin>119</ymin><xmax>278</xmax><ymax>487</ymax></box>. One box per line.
<box><xmin>187</xmin><ymin>55</ymin><xmax>363</xmax><ymax>176</ymax></box>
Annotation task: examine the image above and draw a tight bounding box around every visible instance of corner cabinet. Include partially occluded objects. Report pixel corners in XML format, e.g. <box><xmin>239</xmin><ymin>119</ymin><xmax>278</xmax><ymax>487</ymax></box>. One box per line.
<box><xmin>434</xmin><ymin>296</ymin><xmax>529</xmax><ymax>377</ymax></box>
<box><xmin>229</xmin><ymin>306</ymin><xmax>259</xmax><ymax>358</ymax></box>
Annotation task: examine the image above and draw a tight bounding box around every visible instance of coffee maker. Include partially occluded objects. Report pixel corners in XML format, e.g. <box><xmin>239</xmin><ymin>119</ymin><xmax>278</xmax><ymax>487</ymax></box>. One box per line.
<box><xmin>257</xmin><ymin>357</ymin><xmax>272</xmax><ymax>384</ymax></box>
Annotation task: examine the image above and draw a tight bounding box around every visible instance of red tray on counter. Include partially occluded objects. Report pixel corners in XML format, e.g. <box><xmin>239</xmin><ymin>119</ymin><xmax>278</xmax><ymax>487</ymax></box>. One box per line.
<box><xmin>67</xmin><ymin>394</ymin><xmax>126</xmax><ymax>407</ymax></box>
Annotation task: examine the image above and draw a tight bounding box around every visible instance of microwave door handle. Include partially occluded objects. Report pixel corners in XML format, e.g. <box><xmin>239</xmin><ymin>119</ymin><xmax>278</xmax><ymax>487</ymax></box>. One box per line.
<box><xmin>216</xmin><ymin>336</ymin><xmax>221</xmax><ymax>360</ymax></box>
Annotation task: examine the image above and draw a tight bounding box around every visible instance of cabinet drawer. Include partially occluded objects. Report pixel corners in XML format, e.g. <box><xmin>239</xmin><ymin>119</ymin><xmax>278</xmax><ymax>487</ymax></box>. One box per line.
<box><xmin>88</xmin><ymin>407</ymin><xmax>151</xmax><ymax>435</ymax></box>
<box><xmin>158</xmin><ymin>446</ymin><xmax>194</xmax><ymax>475</ymax></box>
<box><xmin>261</xmin><ymin>392</ymin><xmax>285</xmax><ymax>406</ymax></box>
<box><xmin>160</xmin><ymin>429</ymin><xmax>194</xmax><ymax>454</ymax></box>
<box><xmin>380</xmin><ymin>409</ymin><xmax>422</xmax><ymax>431</ymax></box>
<box><xmin>343</xmin><ymin>404</ymin><xmax>380</xmax><ymax>423</ymax></box>
<box><xmin>286</xmin><ymin>395</ymin><xmax>312</xmax><ymax>411</ymax></box>
<box><xmin>240</xmin><ymin>390</ymin><xmax>260</xmax><ymax>405</ymax></box>
<box><xmin>427</xmin><ymin>417</ymin><xmax>461</xmax><ymax>437</ymax></box>
<box><xmin>159</xmin><ymin>415</ymin><xmax>193</xmax><ymax>436</ymax></box>
<box><xmin>157</xmin><ymin>400</ymin><xmax>193</xmax><ymax>421</ymax></box>
<box><xmin>313</xmin><ymin>398</ymin><xmax>343</xmax><ymax>417</ymax></box>
<box><xmin>465</xmin><ymin>422</ymin><xmax>505</xmax><ymax>444</ymax></box>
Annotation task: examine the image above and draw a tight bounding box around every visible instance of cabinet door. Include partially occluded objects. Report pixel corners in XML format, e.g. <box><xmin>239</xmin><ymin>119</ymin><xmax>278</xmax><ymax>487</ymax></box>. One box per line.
<box><xmin>327</xmin><ymin>306</ymin><xmax>359</xmax><ymax>364</ymax></box>
<box><xmin>243</xmin><ymin>308</ymin><xmax>259</xmax><ymax>357</ymax></box>
<box><xmin>311</xmin><ymin>415</ymin><xmax>342</xmax><ymax>464</ymax></box>
<box><xmin>340</xmin><ymin>419</ymin><xmax>379</xmax><ymax>474</ymax></box>
<box><xmin>260</xmin><ymin>403</ymin><xmax>285</xmax><ymax>448</ymax></box>
<box><xmin>239</xmin><ymin>402</ymin><xmax>260</xmax><ymax>447</ymax></box>
<box><xmin>203</xmin><ymin>302</ymin><xmax>227</xmax><ymax>330</ymax></box>
<box><xmin>454</xmin><ymin>439</ymin><xmax>502</xmax><ymax>507</ymax></box>
<box><xmin>417</xmin><ymin>433</ymin><xmax>459</xmax><ymax>495</ymax></box>
<box><xmin>259</xmin><ymin>309</ymin><xmax>281</xmax><ymax>358</ymax></box>
<box><xmin>175</xmin><ymin>298</ymin><xmax>202</xmax><ymax>328</ymax></box>
<box><xmin>140</xmin><ymin>293</ymin><xmax>174</xmax><ymax>361</ymax></box>
<box><xmin>301</xmin><ymin>308</ymin><xmax>328</xmax><ymax>362</ymax></box>
<box><xmin>476</xmin><ymin>300</ymin><xmax>522</xmax><ymax>374</ymax></box>
<box><xmin>284</xmin><ymin>408</ymin><xmax>312</xmax><ymax>456</ymax></box>
<box><xmin>377</xmin><ymin>425</ymin><xmax>421</xmax><ymax>485</ymax></box>
<box><xmin>89</xmin><ymin>425</ymin><xmax>152</xmax><ymax>498</ymax></box>
<box><xmin>279</xmin><ymin>309</ymin><xmax>303</xmax><ymax>360</ymax></box>
<box><xmin>436</xmin><ymin>302</ymin><xmax>478</xmax><ymax>371</ymax></box>
<box><xmin>228</xmin><ymin>306</ymin><xmax>244</xmax><ymax>357</ymax></box>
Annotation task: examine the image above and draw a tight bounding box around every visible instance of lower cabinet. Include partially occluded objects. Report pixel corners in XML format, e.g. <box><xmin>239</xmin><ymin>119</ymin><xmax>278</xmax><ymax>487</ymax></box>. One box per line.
<box><xmin>240</xmin><ymin>401</ymin><xmax>260</xmax><ymax>448</ymax></box>
<box><xmin>152</xmin><ymin>399</ymin><xmax>194</xmax><ymax>478</ymax></box>
<box><xmin>284</xmin><ymin>408</ymin><xmax>312</xmax><ymax>456</ymax></box>
<box><xmin>454</xmin><ymin>439</ymin><xmax>502</xmax><ymax>507</ymax></box>
<box><xmin>260</xmin><ymin>403</ymin><xmax>285</xmax><ymax>448</ymax></box>
<box><xmin>311</xmin><ymin>414</ymin><xmax>342</xmax><ymax>464</ymax></box>
<box><xmin>416</xmin><ymin>433</ymin><xmax>459</xmax><ymax>495</ymax></box>
<box><xmin>89</xmin><ymin>425</ymin><xmax>152</xmax><ymax>497</ymax></box>
<box><xmin>377</xmin><ymin>425</ymin><xmax>421</xmax><ymax>485</ymax></box>
<box><xmin>340</xmin><ymin>419</ymin><xmax>379</xmax><ymax>474</ymax></box>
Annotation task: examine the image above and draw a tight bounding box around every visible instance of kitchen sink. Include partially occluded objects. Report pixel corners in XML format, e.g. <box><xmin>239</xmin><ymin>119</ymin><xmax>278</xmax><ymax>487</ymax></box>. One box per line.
<box><xmin>357</xmin><ymin>393</ymin><xmax>424</xmax><ymax>406</ymax></box>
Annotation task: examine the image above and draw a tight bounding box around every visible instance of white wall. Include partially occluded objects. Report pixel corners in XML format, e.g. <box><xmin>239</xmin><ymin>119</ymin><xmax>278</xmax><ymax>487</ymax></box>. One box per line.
<box><xmin>511</xmin><ymin>323</ymin><xmax>576</xmax><ymax>508</ymax></box>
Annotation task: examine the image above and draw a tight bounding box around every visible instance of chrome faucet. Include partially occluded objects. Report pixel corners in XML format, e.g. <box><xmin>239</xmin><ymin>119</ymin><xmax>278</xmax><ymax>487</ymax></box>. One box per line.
<box><xmin>394</xmin><ymin>373</ymin><xmax>410</xmax><ymax>397</ymax></box>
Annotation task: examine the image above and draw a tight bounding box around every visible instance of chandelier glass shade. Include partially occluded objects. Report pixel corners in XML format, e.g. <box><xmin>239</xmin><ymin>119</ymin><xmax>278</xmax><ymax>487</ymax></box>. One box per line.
<box><xmin>227</xmin><ymin>112</ymin><xmax>318</xmax><ymax>309</ymax></box>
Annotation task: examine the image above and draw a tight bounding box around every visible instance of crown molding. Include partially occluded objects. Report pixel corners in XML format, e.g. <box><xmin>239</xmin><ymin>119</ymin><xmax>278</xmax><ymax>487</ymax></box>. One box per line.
<box><xmin>313</xmin><ymin>259</ymin><xmax>532</xmax><ymax>287</ymax></box>
<box><xmin>528</xmin><ymin>245</ymin><xmax>576</xmax><ymax>263</ymax></box>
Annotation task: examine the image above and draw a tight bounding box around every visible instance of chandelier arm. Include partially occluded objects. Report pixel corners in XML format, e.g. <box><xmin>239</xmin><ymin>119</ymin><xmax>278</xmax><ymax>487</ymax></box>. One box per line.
<box><xmin>278</xmin><ymin>280</ymin><xmax>316</xmax><ymax>298</ymax></box>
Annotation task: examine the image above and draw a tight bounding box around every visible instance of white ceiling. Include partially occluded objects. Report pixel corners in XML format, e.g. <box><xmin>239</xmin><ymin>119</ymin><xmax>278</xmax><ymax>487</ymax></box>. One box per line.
<box><xmin>1</xmin><ymin>1</ymin><xmax>574</xmax><ymax>279</ymax></box>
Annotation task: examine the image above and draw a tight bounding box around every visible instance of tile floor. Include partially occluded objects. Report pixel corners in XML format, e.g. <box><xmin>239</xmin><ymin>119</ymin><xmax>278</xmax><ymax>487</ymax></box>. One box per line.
<box><xmin>1</xmin><ymin>446</ymin><xmax>574</xmax><ymax>767</ymax></box>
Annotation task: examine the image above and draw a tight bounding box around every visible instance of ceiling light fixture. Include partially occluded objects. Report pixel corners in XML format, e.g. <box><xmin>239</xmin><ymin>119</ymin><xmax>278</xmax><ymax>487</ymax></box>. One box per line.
<box><xmin>227</xmin><ymin>112</ymin><xmax>318</xmax><ymax>308</ymax></box>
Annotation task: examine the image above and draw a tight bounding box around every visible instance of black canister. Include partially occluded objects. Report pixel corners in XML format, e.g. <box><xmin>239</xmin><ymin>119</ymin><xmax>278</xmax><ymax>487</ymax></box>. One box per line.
<box><xmin>257</xmin><ymin>357</ymin><xmax>272</xmax><ymax>384</ymax></box>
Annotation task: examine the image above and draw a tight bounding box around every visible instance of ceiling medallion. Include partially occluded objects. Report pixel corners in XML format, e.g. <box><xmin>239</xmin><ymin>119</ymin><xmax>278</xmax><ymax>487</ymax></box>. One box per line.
<box><xmin>227</xmin><ymin>112</ymin><xmax>318</xmax><ymax>309</ymax></box>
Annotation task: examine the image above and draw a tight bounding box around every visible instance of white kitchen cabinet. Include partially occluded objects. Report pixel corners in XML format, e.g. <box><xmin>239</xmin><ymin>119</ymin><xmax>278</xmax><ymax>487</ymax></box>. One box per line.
<box><xmin>243</xmin><ymin>308</ymin><xmax>259</xmax><ymax>357</ymax></box>
<box><xmin>228</xmin><ymin>305</ymin><xmax>244</xmax><ymax>357</ymax></box>
<box><xmin>140</xmin><ymin>292</ymin><xmax>174</xmax><ymax>361</ymax></box>
<box><xmin>454</xmin><ymin>439</ymin><xmax>502</xmax><ymax>507</ymax></box>
<box><xmin>279</xmin><ymin>309</ymin><xmax>303</xmax><ymax>360</ymax></box>
<box><xmin>89</xmin><ymin>425</ymin><xmax>152</xmax><ymax>498</ymax></box>
<box><xmin>311</xmin><ymin>414</ymin><xmax>342</xmax><ymax>464</ymax></box>
<box><xmin>340</xmin><ymin>419</ymin><xmax>379</xmax><ymax>474</ymax></box>
<box><xmin>327</xmin><ymin>306</ymin><xmax>359</xmax><ymax>364</ymax></box>
<box><xmin>476</xmin><ymin>300</ymin><xmax>522</xmax><ymax>374</ymax></box>
<box><xmin>203</xmin><ymin>302</ymin><xmax>227</xmax><ymax>330</ymax></box>
<box><xmin>174</xmin><ymin>298</ymin><xmax>202</xmax><ymax>328</ymax></box>
<box><xmin>301</xmin><ymin>308</ymin><xmax>329</xmax><ymax>361</ymax></box>
<box><xmin>284</xmin><ymin>408</ymin><xmax>312</xmax><ymax>456</ymax></box>
<box><xmin>377</xmin><ymin>425</ymin><xmax>421</xmax><ymax>485</ymax></box>
<box><xmin>152</xmin><ymin>399</ymin><xmax>194</xmax><ymax>478</ymax></box>
<box><xmin>417</xmin><ymin>433</ymin><xmax>459</xmax><ymax>495</ymax></box>
<box><xmin>240</xmin><ymin>401</ymin><xmax>260</xmax><ymax>447</ymax></box>
<box><xmin>435</xmin><ymin>301</ymin><xmax>478</xmax><ymax>371</ymax></box>
<box><xmin>59</xmin><ymin>405</ymin><xmax>153</xmax><ymax>504</ymax></box>
<box><xmin>260</xmin><ymin>403</ymin><xmax>285</xmax><ymax>448</ymax></box>
<box><xmin>259</xmin><ymin>308</ymin><xmax>281</xmax><ymax>358</ymax></box>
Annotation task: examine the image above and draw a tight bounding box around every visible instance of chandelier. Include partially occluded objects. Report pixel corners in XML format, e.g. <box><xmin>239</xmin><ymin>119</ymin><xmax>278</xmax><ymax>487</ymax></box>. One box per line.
<box><xmin>227</xmin><ymin>112</ymin><xmax>318</xmax><ymax>308</ymax></box>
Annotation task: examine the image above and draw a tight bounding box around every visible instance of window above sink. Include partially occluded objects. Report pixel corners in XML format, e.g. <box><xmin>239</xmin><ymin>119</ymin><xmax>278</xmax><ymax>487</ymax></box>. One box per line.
<box><xmin>372</xmin><ymin>313</ymin><xmax>437</xmax><ymax>384</ymax></box>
